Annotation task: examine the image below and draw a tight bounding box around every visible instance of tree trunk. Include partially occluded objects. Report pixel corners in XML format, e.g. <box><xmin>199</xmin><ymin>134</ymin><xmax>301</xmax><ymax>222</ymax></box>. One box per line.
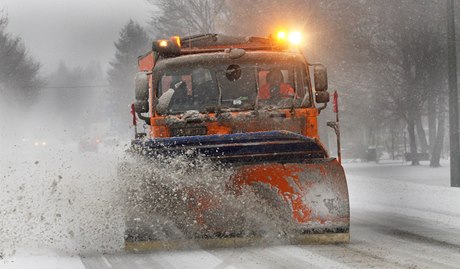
<box><xmin>416</xmin><ymin>115</ymin><xmax>429</xmax><ymax>153</ymax></box>
<box><xmin>407</xmin><ymin>111</ymin><xmax>419</xmax><ymax>165</ymax></box>
<box><xmin>391</xmin><ymin>129</ymin><xmax>396</xmax><ymax>160</ymax></box>
<box><xmin>430</xmin><ymin>95</ymin><xmax>446</xmax><ymax>167</ymax></box>
<box><xmin>427</xmin><ymin>91</ymin><xmax>437</xmax><ymax>151</ymax></box>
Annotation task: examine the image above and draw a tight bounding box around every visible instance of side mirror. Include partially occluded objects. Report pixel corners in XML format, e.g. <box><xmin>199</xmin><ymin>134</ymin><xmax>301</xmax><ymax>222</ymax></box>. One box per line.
<box><xmin>315</xmin><ymin>91</ymin><xmax>330</xmax><ymax>103</ymax></box>
<box><xmin>134</xmin><ymin>100</ymin><xmax>149</xmax><ymax>113</ymax></box>
<box><xmin>313</xmin><ymin>64</ymin><xmax>328</xmax><ymax>92</ymax></box>
<box><xmin>135</xmin><ymin>72</ymin><xmax>149</xmax><ymax>101</ymax></box>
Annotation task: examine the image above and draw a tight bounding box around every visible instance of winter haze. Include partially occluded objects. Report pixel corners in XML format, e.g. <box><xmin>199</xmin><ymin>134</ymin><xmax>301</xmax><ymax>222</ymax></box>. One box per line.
<box><xmin>0</xmin><ymin>0</ymin><xmax>150</xmax><ymax>73</ymax></box>
<box><xmin>1</xmin><ymin>1</ymin><xmax>460</xmax><ymax>268</ymax></box>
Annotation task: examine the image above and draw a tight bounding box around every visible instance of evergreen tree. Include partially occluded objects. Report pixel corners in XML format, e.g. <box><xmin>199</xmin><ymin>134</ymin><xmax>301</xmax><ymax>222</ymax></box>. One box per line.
<box><xmin>0</xmin><ymin>13</ymin><xmax>42</xmax><ymax>105</ymax></box>
<box><xmin>107</xmin><ymin>20</ymin><xmax>149</xmax><ymax>135</ymax></box>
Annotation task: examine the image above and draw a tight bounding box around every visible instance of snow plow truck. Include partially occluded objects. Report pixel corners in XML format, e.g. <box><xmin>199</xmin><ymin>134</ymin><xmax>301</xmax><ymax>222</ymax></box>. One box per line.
<box><xmin>122</xmin><ymin>32</ymin><xmax>349</xmax><ymax>251</ymax></box>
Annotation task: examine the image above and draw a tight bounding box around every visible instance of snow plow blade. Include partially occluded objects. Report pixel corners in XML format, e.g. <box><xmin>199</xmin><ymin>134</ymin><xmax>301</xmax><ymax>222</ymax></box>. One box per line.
<box><xmin>125</xmin><ymin>131</ymin><xmax>349</xmax><ymax>251</ymax></box>
<box><xmin>125</xmin><ymin>233</ymin><xmax>349</xmax><ymax>252</ymax></box>
<box><xmin>132</xmin><ymin>131</ymin><xmax>328</xmax><ymax>164</ymax></box>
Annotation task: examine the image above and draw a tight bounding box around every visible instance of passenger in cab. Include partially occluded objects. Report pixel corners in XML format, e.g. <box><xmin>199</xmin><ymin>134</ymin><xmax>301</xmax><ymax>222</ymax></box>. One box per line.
<box><xmin>157</xmin><ymin>76</ymin><xmax>191</xmax><ymax>114</ymax></box>
<box><xmin>258</xmin><ymin>69</ymin><xmax>295</xmax><ymax>100</ymax></box>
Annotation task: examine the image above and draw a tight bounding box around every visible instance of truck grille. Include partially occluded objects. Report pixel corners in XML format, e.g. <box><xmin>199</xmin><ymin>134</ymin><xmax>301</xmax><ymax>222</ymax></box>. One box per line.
<box><xmin>170</xmin><ymin>126</ymin><xmax>207</xmax><ymax>137</ymax></box>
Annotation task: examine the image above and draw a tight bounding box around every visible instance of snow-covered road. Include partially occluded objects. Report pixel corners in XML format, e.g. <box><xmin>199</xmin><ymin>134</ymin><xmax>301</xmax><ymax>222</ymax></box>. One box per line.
<box><xmin>5</xmin><ymin>203</ymin><xmax>459</xmax><ymax>269</ymax></box>
<box><xmin>78</xmin><ymin>209</ymin><xmax>460</xmax><ymax>269</ymax></box>
<box><xmin>2</xmin><ymin>148</ymin><xmax>460</xmax><ymax>268</ymax></box>
<box><xmin>78</xmin><ymin>163</ymin><xmax>460</xmax><ymax>269</ymax></box>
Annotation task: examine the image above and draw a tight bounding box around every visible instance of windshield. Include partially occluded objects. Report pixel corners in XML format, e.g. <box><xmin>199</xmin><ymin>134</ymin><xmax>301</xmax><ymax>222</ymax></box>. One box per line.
<box><xmin>155</xmin><ymin>61</ymin><xmax>311</xmax><ymax>115</ymax></box>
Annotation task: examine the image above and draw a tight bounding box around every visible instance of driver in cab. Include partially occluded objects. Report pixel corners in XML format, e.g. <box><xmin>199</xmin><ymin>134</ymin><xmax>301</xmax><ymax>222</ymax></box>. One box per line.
<box><xmin>258</xmin><ymin>69</ymin><xmax>295</xmax><ymax>100</ymax></box>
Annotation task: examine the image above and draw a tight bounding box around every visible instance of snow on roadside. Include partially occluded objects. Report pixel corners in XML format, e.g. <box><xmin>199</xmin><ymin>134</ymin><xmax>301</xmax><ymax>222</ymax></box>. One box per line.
<box><xmin>0</xmin><ymin>250</ymin><xmax>85</xmax><ymax>269</ymax></box>
<box><xmin>0</xmin><ymin>144</ymin><xmax>127</xmax><ymax>257</ymax></box>
<box><xmin>344</xmin><ymin>160</ymin><xmax>450</xmax><ymax>187</ymax></box>
<box><xmin>345</xmin><ymin>162</ymin><xmax>460</xmax><ymax>228</ymax></box>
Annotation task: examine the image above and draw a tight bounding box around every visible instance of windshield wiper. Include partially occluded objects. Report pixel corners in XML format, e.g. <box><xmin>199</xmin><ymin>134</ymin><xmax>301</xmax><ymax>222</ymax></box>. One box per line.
<box><xmin>254</xmin><ymin>66</ymin><xmax>260</xmax><ymax>110</ymax></box>
<box><xmin>291</xmin><ymin>69</ymin><xmax>299</xmax><ymax>112</ymax></box>
<box><xmin>215</xmin><ymin>70</ymin><xmax>223</xmax><ymax>107</ymax></box>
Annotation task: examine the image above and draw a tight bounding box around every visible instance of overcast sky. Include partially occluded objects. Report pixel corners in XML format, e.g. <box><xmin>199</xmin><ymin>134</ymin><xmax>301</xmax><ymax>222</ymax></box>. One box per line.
<box><xmin>0</xmin><ymin>0</ymin><xmax>151</xmax><ymax>75</ymax></box>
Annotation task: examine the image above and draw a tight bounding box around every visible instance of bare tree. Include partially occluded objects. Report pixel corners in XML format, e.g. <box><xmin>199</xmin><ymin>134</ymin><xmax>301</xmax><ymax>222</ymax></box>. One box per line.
<box><xmin>147</xmin><ymin>0</ymin><xmax>227</xmax><ymax>37</ymax></box>
<box><xmin>353</xmin><ymin>0</ymin><xmax>447</xmax><ymax>165</ymax></box>
<box><xmin>430</xmin><ymin>94</ymin><xmax>447</xmax><ymax>167</ymax></box>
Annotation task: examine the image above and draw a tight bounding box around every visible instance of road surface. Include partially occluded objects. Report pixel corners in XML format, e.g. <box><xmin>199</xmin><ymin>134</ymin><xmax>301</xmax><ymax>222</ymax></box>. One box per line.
<box><xmin>80</xmin><ymin>164</ymin><xmax>460</xmax><ymax>269</ymax></box>
<box><xmin>79</xmin><ymin>209</ymin><xmax>460</xmax><ymax>269</ymax></box>
<box><xmin>2</xmin><ymin>146</ymin><xmax>459</xmax><ymax>269</ymax></box>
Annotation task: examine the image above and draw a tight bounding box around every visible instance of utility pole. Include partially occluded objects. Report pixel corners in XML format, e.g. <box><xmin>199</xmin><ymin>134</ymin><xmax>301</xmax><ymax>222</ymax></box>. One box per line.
<box><xmin>447</xmin><ymin>0</ymin><xmax>460</xmax><ymax>187</ymax></box>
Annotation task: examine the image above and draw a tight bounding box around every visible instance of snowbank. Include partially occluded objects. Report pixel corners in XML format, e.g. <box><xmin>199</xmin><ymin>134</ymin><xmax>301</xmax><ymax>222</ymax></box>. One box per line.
<box><xmin>346</xmin><ymin>162</ymin><xmax>460</xmax><ymax>228</ymax></box>
<box><xmin>0</xmin><ymin>250</ymin><xmax>84</xmax><ymax>269</ymax></box>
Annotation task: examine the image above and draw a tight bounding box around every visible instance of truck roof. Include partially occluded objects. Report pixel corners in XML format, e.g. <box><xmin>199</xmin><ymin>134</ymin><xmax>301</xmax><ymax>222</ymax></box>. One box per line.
<box><xmin>154</xmin><ymin>50</ymin><xmax>307</xmax><ymax>71</ymax></box>
<box><xmin>180</xmin><ymin>34</ymin><xmax>270</xmax><ymax>49</ymax></box>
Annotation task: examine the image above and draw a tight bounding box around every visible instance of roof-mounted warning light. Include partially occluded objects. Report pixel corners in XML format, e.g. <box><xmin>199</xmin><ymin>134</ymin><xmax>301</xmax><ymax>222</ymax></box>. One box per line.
<box><xmin>159</xmin><ymin>40</ymin><xmax>168</xmax><ymax>47</ymax></box>
<box><xmin>153</xmin><ymin>37</ymin><xmax>182</xmax><ymax>57</ymax></box>
<box><xmin>277</xmin><ymin>31</ymin><xmax>287</xmax><ymax>41</ymax></box>
<box><xmin>171</xmin><ymin>36</ymin><xmax>181</xmax><ymax>47</ymax></box>
<box><xmin>275</xmin><ymin>31</ymin><xmax>303</xmax><ymax>46</ymax></box>
<box><xmin>288</xmin><ymin>32</ymin><xmax>302</xmax><ymax>45</ymax></box>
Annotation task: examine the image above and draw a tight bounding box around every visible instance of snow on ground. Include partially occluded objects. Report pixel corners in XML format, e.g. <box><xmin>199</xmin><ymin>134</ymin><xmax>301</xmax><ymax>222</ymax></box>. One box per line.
<box><xmin>1</xmin><ymin>156</ymin><xmax>459</xmax><ymax>268</ymax></box>
<box><xmin>0</xmin><ymin>142</ymin><xmax>128</xmax><ymax>259</ymax></box>
<box><xmin>0</xmin><ymin>250</ymin><xmax>85</xmax><ymax>269</ymax></box>
<box><xmin>344</xmin><ymin>160</ymin><xmax>460</xmax><ymax>228</ymax></box>
<box><xmin>344</xmin><ymin>159</ymin><xmax>450</xmax><ymax>187</ymax></box>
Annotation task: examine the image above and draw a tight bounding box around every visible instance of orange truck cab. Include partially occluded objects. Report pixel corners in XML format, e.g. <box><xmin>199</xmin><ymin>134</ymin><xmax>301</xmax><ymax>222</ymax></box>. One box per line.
<box><xmin>134</xmin><ymin>34</ymin><xmax>331</xmax><ymax>141</ymax></box>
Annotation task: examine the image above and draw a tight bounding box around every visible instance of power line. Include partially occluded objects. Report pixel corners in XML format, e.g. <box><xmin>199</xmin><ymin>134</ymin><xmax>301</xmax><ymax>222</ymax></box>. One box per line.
<box><xmin>40</xmin><ymin>85</ymin><xmax>110</xmax><ymax>90</ymax></box>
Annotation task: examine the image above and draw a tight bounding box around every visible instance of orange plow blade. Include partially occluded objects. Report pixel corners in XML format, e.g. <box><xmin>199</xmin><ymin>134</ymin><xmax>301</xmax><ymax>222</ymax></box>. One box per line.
<box><xmin>123</xmin><ymin>158</ymin><xmax>349</xmax><ymax>252</ymax></box>
<box><xmin>233</xmin><ymin>159</ymin><xmax>349</xmax><ymax>234</ymax></box>
<box><xmin>124</xmin><ymin>132</ymin><xmax>349</xmax><ymax>251</ymax></box>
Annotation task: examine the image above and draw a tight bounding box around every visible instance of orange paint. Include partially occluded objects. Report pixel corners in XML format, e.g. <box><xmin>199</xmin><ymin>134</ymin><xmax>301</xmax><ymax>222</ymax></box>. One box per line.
<box><xmin>231</xmin><ymin>160</ymin><xmax>348</xmax><ymax>225</ymax></box>
<box><xmin>148</xmin><ymin>108</ymin><xmax>320</xmax><ymax>139</ymax></box>
<box><xmin>138</xmin><ymin>52</ymin><xmax>154</xmax><ymax>72</ymax></box>
<box><xmin>232</xmin><ymin>164</ymin><xmax>312</xmax><ymax>223</ymax></box>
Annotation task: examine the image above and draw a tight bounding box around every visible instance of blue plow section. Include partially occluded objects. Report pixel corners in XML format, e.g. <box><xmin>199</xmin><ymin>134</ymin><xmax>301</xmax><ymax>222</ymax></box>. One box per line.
<box><xmin>132</xmin><ymin>131</ymin><xmax>328</xmax><ymax>164</ymax></box>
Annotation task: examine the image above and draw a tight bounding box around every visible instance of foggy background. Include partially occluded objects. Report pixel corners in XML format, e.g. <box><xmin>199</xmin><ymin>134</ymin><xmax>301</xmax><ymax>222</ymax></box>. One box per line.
<box><xmin>0</xmin><ymin>0</ymin><xmax>460</xmax><ymax>260</ymax></box>
<box><xmin>0</xmin><ymin>0</ymin><xmax>150</xmax><ymax>73</ymax></box>
<box><xmin>1</xmin><ymin>0</ymin><xmax>459</xmax><ymax>171</ymax></box>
